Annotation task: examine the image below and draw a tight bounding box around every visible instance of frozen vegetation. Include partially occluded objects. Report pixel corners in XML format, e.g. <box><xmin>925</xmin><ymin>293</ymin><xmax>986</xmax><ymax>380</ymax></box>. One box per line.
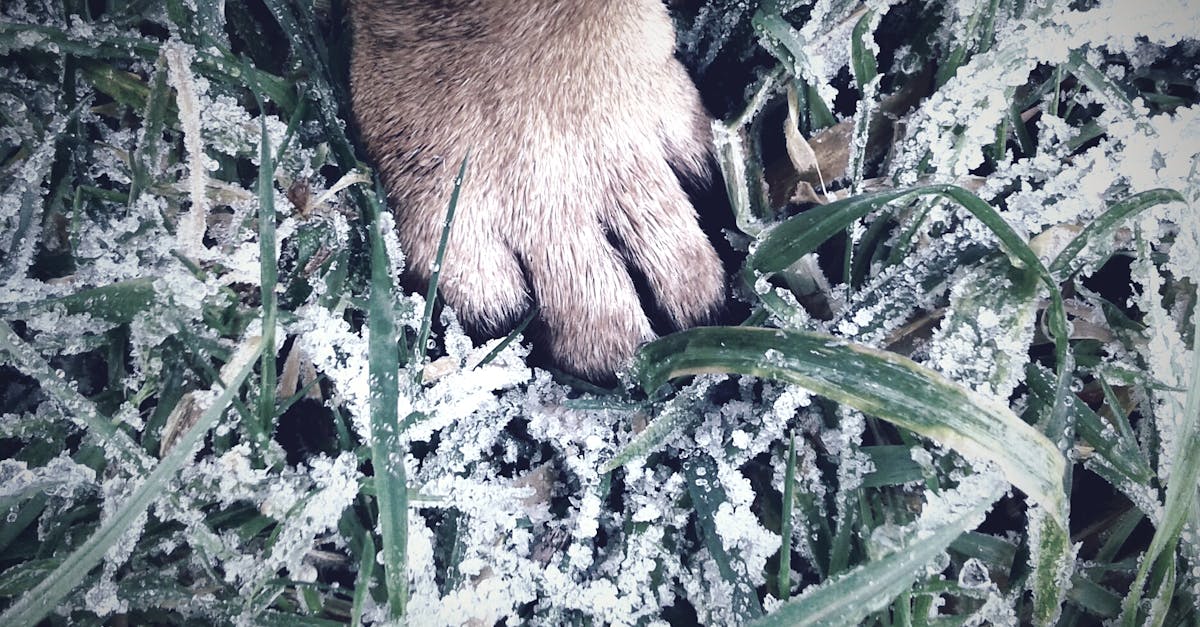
<box><xmin>0</xmin><ymin>0</ymin><xmax>1199</xmax><ymax>625</ymax></box>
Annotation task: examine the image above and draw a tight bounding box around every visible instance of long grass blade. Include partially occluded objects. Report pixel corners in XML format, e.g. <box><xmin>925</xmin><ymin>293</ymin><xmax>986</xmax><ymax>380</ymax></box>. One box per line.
<box><xmin>1048</xmin><ymin>189</ymin><xmax>1184</xmax><ymax>280</ymax></box>
<box><xmin>365</xmin><ymin>188</ymin><xmax>408</xmax><ymax>617</ymax></box>
<box><xmin>602</xmin><ymin>377</ymin><xmax>714</xmax><ymax>473</ymax></box>
<box><xmin>1026</xmin><ymin>365</ymin><xmax>1154</xmax><ymax>495</ymax></box>
<box><xmin>252</xmin><ymin>78</ymin><xmax>279</xmax><ymax>447</ymax></box>
<box><xmin>0</xmin><ymin>321</ymin><xmax>148</xmax><ymax>469</ymax></box>
<box><xmin>777</xmin><ymin>432</ymin><xmax>797</xmax><ymax>599</ymax></box>
<box><xmin>749</xmin><ymin>473</ymin><xmax>1004</xmax><ymax>627</ymax></box>
<box><xmin>632</xmin><ymin>326</ymin><xmax>1067</xmax><ymax>522</ymax></box>
<box><xmin>746</xmin><ymin>184</ymin><xmax>1071</xmax><ymax>363</ymax></box>
<box><xmin>351</xmin><ymin>531</ymin><xmax>376</xmax><ymax>627</ymax></box>
<box><xmin>474</xmin><ymin>306</ymin><xmax>537</xmax><ymax>368</ymax></box>
<box><xmin>685</xmin><ymin>455</ymin><xmax>763</xmax><ymax>621</ymax></box>
<box><xmin>849</xmin><ymin>9</ymin><xmax>878</xmax><ymax>89</ymax></box>
<box><xmin>1120</xmin><ymin>313</ymin><xmax>1200</xmax><ymax>625</ymax></box>
<box><xmin>0</xmin><ymin>337</ymin><xmax>261</xmax><ymax>627</ymax></box>
<box><xmin>127</xmin><ymin>56</ymin><xmax>170</xmax><ymax>204</ymax></box>
<box><xmin>414</xmin><ymin>154</ymin><xmax>468</xmax><ymax>366</ymax></box>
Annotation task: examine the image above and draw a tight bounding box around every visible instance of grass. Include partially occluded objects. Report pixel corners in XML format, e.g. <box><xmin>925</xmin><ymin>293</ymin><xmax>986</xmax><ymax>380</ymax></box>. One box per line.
<box><xmin>1</xmin><ymin>0</ymin><xmax>1199</xmax><ymax>625</ymax></box>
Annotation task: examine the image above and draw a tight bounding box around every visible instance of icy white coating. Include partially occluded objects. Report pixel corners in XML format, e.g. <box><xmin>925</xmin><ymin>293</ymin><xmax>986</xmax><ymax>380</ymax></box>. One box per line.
<box><xmin>3</xmin><ymin>0</ymin><xmax>1199</xmax><ymax>623</ymax></box>
<box><xmin>294</xmin><ymin>303</ymin><xmax>381</xmax><ymax>439</ymax></box>
<box><xmin>164</xmin><ymin>40</ymin><xmax>209</xmax><ymax>258</ymax></box>
<box><xmin>0</xmin><ymin>454</ymin><xmax>96</xmax><ymax>500</ymax></box>
<box><xmin>261</xmin><ymin>452</ymin><xmax>360</xmax><ymax>582</ymax></box>
<box><xmin>1132</xmin><ymin>208</ymin><xmax>1196</xmax><ymax>495</ymax></box>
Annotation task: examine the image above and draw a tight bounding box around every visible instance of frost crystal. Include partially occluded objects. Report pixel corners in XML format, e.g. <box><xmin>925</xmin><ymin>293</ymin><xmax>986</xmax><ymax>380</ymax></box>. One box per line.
<box><xmin>3</xmin><ymin>0</ymin><xmax>1198</xmax><ymax>624</ymax></box>
<box><xmin>0</xmin><ymin>454</ymin><xmax>96</xmax><ymax>500</ymax></box>
<box><xmin>164</xmin><ymin>40</ymin><xmax>209</xmax><ymax>258</ymax></box>
<box><xmin>958</xmin><ymin>557</ymin><xmax>992</xmax><ymax>589</ymax></box>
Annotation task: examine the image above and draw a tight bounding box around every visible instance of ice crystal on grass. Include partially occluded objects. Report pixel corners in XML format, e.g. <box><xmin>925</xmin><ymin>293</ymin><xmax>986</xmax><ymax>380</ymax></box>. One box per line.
<box><xmin>164</xmin><ymin>40</ymin><xmax>209</xmax><ymax>258</ymax></box>
<box><xmin>713</xmin><ymin>461</ymin><xmax>780</xmax><ymax>585</ymax></box>
<box><xmin>83</xmin><ymin>575</ymin><xmax>126</xmax><ymax>617</ymax></box>
<box><xmin>1132</xmin><ymin>210</ymin><xmax>1195</xmax><ymax>485</ymax></box>
<box><xmin>0</xmin><ymin>453</ymin><xmax>96</xmax><ymax>501</ymax></box>
<box><xmin>4</xmin><ymin>0</ymin><xmax>1200</xmax><ymax>624</ymax></box>
<box><xmin>295</xmin><ymin>304</ymin><xmax>377</xmax><ymax>436</ymax></box>
<box><xmin>263</xmin><ymin>452</ymin><xmax>359</xmax><ymax>582</ymax></box>
<box><xmin>927</xmin><ymin>264</ymin><xmax>1038</xmax><ymax>397</ymax></box>
<box><xmin>0</xmin><ymin>115</ymin><xmax>64</xmax><ymax>291</ymax></box>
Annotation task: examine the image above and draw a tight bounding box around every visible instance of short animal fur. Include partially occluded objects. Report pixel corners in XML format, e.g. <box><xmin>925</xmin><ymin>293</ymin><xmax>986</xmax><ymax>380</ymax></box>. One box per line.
<box><xmin>349</xmin><ymin>0</ymin><xmax>725</xmax><ymax>379</ymax></box>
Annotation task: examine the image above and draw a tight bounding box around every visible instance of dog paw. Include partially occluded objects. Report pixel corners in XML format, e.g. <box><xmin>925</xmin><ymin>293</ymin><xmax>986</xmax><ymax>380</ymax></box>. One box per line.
<box><xmin>350</xmin><ymin>0</ymin><xmax>725</xmax><ymax>380</ymax></box>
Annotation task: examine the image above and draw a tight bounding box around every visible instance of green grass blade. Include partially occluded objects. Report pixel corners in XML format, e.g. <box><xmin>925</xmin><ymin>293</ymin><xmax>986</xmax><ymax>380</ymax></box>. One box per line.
<box><xmin>0</xmin><ymin>559</ymin><xmax>62</xmax><ymax>598</ymax></box>
<box><xmin>860</xmin><ymin>446</ymin><xmax>925</xmax><ymax>488</ymax></box>
<box><xmin>1029</xmin><ymin>506</ymin><xmax>1076</xmax><ymax>626</ymax></box>
<box><xmin>78</xmin><ymin>61</ymin><xmax>152</xmax><ymax>120</ymax></box>
<box><xmin>474</xmin><ymin>306</ymin><xmax>537</xmax><ymax>368</ymax></box>
<box><xmin>351</xmin><ymin>531</ymin><xmax>376</xmax><ymax>627</ymax></box>
<box><xmin>685</xmin><ymin>455</ymin><xmax>763</xmax><ymax>621</ymax></box>
<box><xmin>0</xmin><ymin>21</ymin><xmax>159</xmax><ymax>59</ymax></box>
<box><xmin>747</xmin><ymin>193</ymin><xmax>888</xmax><ymax>276</ymax></box>
<box><xmin>414</xmin><ymin>154</ymin><xmax>468</xmax><ymax>366</ymax></box>
<box><xmin>850</xmin><ymin>9</ymin><xmax>878</xmax><ymax>89</ymax></box>
<box><xmin>777</xmin><ymin>432</ymin><xmax>798</xmax><ymax>599</ymax></box>
<box><xmin>0</xmin><ymin>278</ymin><xmax>156</xmax><ymax>324</ymax></box>
<box><xmin>258</xmin><ymin>0</ymin><xmax>341</xmax><ymax>125</ymax></box>
<box><xmin>1066</xmin><ymin>50</ymin><xmax>1154</xmax><ymax>135</ymax></box>
<box><xmin>0</xmin><ymin>494</ymin><xmax>50</xmax><ymax>555</ymax></box>
<box><xmin>1067</xmin><ymin>572</ymin><xmax>1122</xmax><ymax>618</ymax></box>
<box><xmin>1026</xmin><ymin>364</ymin><xmax>1154</xmax><ymax>494</ymax></box>
<box><xmin>128</xmin><ymin>55</ymin><xmax>171</xmax><ymax>204</ymax></box>
<box><xmin>632</xmin><ymin>327</ymin><xmax>1067</xmax><ymax>522</ymax></box>
<box><xmin>0</xmin><ymin>22</ymin><xmax>293</xmax><ymax>109</ymax></box>
<box><xmin>713</xmin><ymin>67</ymin><xmax>782</xmax><ymax>235</ymax></box>
<box><xmin>748</xmin><ymin>184</ymin><xmax>1071</xmax><ymax>362</ymax></box>
<box><xmin>752</xmin><ymin>12</ymin><xmax>834</xmax><ymax>129</ymax></box>
<box><xmin>0</xmin><ymin>338</ymin><xmax>261</xmax><ymax>627</ymax></box>
<box><xmin>1027</xmin><ymin>355</ymin><xmax>1077</xmax><ymax>626</ymax></box>
<box><xmin>827</xmin><ymin>480</ymin><xmax>859</xmax><ymax>577</ymax></box>
<box><xmin>975</xmin><ymin>0</ymin><xmax>1000</xmax><ymax>54</ymax></box>
<box><xmin>1120</xmin><ymin>313</ymin><xmax>1200</xmax><ymax>625</ymax></box>
<box><xmin>749</xmin><ymin>473</ymin><xmax>1004</xmax><ymax>627</ymax></box>
<box><xmin>934</xmin><ymin>0</ymin><xmax>997</xmax><ymax>88</ymax></box>
<box><xmin>253</xmin><ymin>84</ymin><xmax>279</xmax><ymax>447</ymax></box>
<box><xmin>601</xmin><ymin>378</ymin><xmax>714</xmax><ymax>473</ymax></box>
<box><xmin>951</xmin><ymin>532</ymin><xmax>1018</xmax><ymax>570</ymax></box>
<box><xmin>0</xmin><ymin>321</ymin><xmax>148</xmax><ymax>469</ymax></box>
<box><xmin>1143</xmin><ymin>549</ymin><xmax>1176</xmax><ymax>627</ymax></box>
<box><xmin>1049</xmin><ymin>189</ymin><xmax>1184</xmax><ymax>280</ymax></box>
<box><xmin>365</xmin><ymin>188</ymin><xmax>408</xmax><ymax>617</ymax></box>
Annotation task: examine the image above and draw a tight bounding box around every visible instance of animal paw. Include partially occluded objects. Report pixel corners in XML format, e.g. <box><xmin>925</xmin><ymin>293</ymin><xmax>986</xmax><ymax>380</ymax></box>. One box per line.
<box><xmin>350</xmin><ymin>0</ymin><xmax>726</xmax><ymax>380</ymax></box>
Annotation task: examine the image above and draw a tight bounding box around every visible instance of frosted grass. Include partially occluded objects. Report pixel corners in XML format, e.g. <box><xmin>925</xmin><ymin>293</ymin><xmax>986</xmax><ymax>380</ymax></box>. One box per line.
<box><xmin>1</xmin><ymin>0</ymin><xmax>1198</xmax><ymax>625</ymax></box>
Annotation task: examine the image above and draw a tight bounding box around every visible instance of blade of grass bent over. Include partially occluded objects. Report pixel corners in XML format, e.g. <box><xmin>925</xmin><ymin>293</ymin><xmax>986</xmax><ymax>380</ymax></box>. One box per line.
<box><xmin>1048</xmin><ymin>188</ymin><xmax>1184</xmax><ymax>280</ymax></box>
<box><xmin>746</xmin><ymin>183</ymin><xmax>1072</xmax><ymax>364</ymax></box>
<box><xmin>632</xmin><ymin>327</ymin><xmax>1067</xmax><ymax>523</ymax></box>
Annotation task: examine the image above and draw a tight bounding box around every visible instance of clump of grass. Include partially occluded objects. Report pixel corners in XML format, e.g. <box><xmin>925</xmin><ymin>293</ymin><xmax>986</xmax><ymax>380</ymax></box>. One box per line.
<box><xmin>1</xmin><ymin>1</ymin><xmax>1199</xmax><ymax>626</ymax></box>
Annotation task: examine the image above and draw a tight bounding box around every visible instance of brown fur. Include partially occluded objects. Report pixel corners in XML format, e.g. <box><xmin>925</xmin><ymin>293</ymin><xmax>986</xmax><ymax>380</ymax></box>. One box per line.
<box><xmin>348</xmin><ymin>0</ymin><xmax>725</xmax><ymax>379</ymax></box>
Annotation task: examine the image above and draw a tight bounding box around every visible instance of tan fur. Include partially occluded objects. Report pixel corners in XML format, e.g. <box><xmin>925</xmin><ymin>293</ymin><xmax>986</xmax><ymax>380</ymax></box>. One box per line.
<box><xmin>349</xmin><ymin>0</ymin><xmax>724</xmax><ymax>379</ymax></box>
